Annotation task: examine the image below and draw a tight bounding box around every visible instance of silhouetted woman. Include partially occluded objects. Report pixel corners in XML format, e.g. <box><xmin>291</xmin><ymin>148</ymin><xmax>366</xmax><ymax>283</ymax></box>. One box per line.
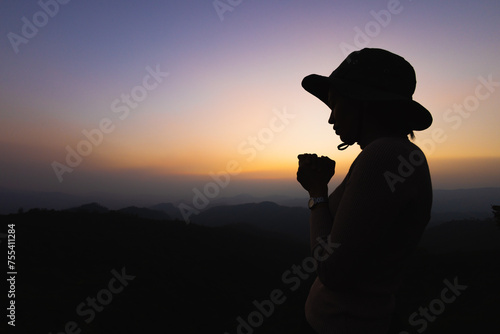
<box><xmin>297</xmin><ymin>48</ymin><xmax>433</xmax><ymax>334</ymax></box>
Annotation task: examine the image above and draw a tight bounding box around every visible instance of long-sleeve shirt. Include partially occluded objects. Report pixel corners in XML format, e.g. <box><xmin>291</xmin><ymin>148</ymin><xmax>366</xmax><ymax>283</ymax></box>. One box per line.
<box><xmin>305</xmin><ymin>137</ymin><xmax>433</xmax><ymax>332</ymax></box>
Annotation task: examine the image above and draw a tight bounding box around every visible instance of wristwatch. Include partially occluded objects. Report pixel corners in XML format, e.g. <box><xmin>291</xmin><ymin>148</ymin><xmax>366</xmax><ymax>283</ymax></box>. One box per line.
<box><xmin>308</xmin><ymin>197</ymin><xmax>328</xmax><ymax>210</ymax></box>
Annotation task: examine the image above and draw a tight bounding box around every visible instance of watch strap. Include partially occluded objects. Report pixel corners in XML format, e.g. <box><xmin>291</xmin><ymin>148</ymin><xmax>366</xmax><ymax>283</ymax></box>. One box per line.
<box><xmin>308</xmin><ymin>197</ymin><xmax>328</xmax><ymax>209</ymax></box>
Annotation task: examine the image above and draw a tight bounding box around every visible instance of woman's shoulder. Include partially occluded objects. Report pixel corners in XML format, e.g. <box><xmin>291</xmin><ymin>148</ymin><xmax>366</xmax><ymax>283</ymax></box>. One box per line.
<box><xmin>366</xmin><ymin>136</ymin><xmax>418</xmax><ymax>150</ymax></box>
<box><xmin>354</xmin><ymin>137</ymin><xmax>427</xmax><ymax>171</ymax></box>
<box><xmin>348</xmin><ymin>137</ymin><xmax>430</xmax><ymax>195</ymax></box>
<box><xmin>361</xmin><ymin>137</ymin><xmax>423</xmax><ymax>158</ymax></box>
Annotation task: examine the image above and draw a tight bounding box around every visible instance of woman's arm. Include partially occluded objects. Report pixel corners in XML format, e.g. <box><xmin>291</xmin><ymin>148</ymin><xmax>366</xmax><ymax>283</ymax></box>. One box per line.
<box><xmin>296</xmin><ymin>153</ymin><xmax>338</xmax><ymax>253</ymax></box>
<box><xmin>309</xmin><ymin>178</ymin><xmax>347</xmax><ymax>255</ymax></box>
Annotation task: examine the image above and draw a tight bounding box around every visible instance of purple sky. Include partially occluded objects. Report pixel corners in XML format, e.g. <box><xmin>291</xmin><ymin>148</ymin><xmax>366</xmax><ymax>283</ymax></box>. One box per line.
<box><xmin>1</xmin><ymin>0</ymin><xmax>500</xmax><ymax>206</ymax></box>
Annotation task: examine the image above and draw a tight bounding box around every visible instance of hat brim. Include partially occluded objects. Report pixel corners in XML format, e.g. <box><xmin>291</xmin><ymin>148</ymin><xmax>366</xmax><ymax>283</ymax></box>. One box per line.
<box><xmin>302</xmin><ymin>74</ymin><xmax>432</xmax><ymax>131</ymax></box>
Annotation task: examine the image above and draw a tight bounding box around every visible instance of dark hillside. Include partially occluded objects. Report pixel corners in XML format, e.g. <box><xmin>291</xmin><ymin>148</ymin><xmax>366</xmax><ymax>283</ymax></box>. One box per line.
<box><xmin>1</xmin><ymin>209</ymin><xmax>311</xmax><ymax>333</ymax></box>
<box><xmin>1</xmin><ymin>209</ymin><xmax>499</xmax><ymax>333</ymax></box>
<box><xmin>191</xmin><ymin>201</ymin><xmax>310</xmax><ymax>242</ymax></box>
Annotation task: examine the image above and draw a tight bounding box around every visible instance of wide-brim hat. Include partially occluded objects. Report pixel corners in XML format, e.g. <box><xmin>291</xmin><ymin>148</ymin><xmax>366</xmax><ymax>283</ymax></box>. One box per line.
<box><xmin>301</xmin><ymin>48</ymin><xmax>432</xmax><ymax>131</ymax></box>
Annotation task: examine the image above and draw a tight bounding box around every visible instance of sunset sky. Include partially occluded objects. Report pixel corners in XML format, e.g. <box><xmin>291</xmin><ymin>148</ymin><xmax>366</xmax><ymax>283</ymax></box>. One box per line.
<box><xmin>1</xmin><ymin>0</ymin><xmax>499</xmax><ymax>206</ymax></box>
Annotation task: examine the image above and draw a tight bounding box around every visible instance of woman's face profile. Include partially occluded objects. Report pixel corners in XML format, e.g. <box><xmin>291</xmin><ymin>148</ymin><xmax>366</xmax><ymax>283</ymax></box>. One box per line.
<box><xmin>327</xmin><ymin>89</ymin><xmax>362</xmax><ymax>145</ymax></box>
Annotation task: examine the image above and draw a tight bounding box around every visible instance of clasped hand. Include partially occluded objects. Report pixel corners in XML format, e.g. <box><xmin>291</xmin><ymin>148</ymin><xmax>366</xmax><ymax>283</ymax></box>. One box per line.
<box><xmin>297</xmin><ymin>154</ymin><xmax>336</xmax><ymax>196</ymax></box>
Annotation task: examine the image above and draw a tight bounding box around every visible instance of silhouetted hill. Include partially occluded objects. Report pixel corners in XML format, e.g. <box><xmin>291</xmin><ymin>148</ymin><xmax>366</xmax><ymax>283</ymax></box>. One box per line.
<box><xmin>0</xmin><ymin>209</ymin><xmax>311</xmax><ymax>333</ymax></box>
<box><xmin>118</xmin><ymin>206</ymin><xmax>170</xmax><ymax>220</ymax></box>
<box><xmin>204</xmin><ymin>193</ymin><xmax>307</xmax><ymax>208</ymax></box>
<box><xmin>190</xmin><ymin>201</ymin><xmax>310</xmax><ymax>242</ymax></box>
<box><xmin>419</xmin><ymin>218</ymin><xmax>499</xmax><ymax>253</ymax></box>
<box><xmin>2</xmin><ymin>187</ymin><xmax>499</xmax><ymax>221</ymax></box>
<box><xmin>1</xmin><ymin>208</ymin><xmax>499</xmax><ymax>333</ymax></box>
<box><xmin>430</xmin><ymin>187</ymin><xmax>500</xmax><ymax>225</ymax></box>
<box><xmin>65</xmin><ymin>202</ymin><xmax>109</xmax><ymax>213</ymax></box>
<box><xmin>148</xmin><ymin>202</ymin><xmax>184</xmax><ymax>220</ymax></box>
<box><xmin>0</xmin><ymin>187</ymin><xmax>86</xmax><ymax>214</ymax></box>
<box><xmin>48</xmin><ymin>201</ymin><xmax>171</xmax><ymax>220</ymax></box>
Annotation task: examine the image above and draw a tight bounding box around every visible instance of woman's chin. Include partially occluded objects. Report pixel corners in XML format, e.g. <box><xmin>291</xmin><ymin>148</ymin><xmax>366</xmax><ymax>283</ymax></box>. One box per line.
<box><xmin>337</xmin><ymin>132</ymin><xmax>347</xmax><ymax>141</ymax></box>
<box><xmin>338</xmin><ymin>134</ymin><xmax>356</xmax><ymax>145</ymax></box>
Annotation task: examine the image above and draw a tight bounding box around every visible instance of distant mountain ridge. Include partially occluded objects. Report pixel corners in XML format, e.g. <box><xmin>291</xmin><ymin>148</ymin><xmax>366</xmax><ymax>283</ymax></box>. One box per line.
<box><xmin>431</xmin><ymin>187</ymin><xmax>500</xmax><ymax>224</ymax></box>
<box><xmin>190</xmin><ymin>201</ymin><xmax>310</xmax><ymax>241</ymax></box>
<box><xmin>419</xmin><ymin>218</ymin><xmax>499</xmax><ymax>253</ymax></box>
<box><xmin>64</xmin><ymin>203</ymin><xmax>172</xmax><ymax>221</ymax></box>
<box><xmin>148</xmin><ymin>202</ymin><xmax>184</xmax><ymax>220</ymax></box>
<box><xmin>3</xmin><ymin>203</ymin><xmax>499</xmax><ymax>333</ymax></box>
<box><xmin>118</xmin><ymin>206</ymin><xmax>170</xmax><ymax>220</ymax></box>
<box><xmin>3</xmin><ymin>201</ymin><xmax>499</xmax><ymax>255</ymax></box>
<box><xmin>71</xmin><ymin>201</ymin><xmax>500</xmax><ymax>253</ymax></box>
<box><xmin>65</xmin><ymin>202</ymin><xmax>109</xmax><ymax>213</ymax></box>
<box><xmin>1</xmin><ymin>187</ymin><xmax>499</xmax><ymax>226</ymax></box>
